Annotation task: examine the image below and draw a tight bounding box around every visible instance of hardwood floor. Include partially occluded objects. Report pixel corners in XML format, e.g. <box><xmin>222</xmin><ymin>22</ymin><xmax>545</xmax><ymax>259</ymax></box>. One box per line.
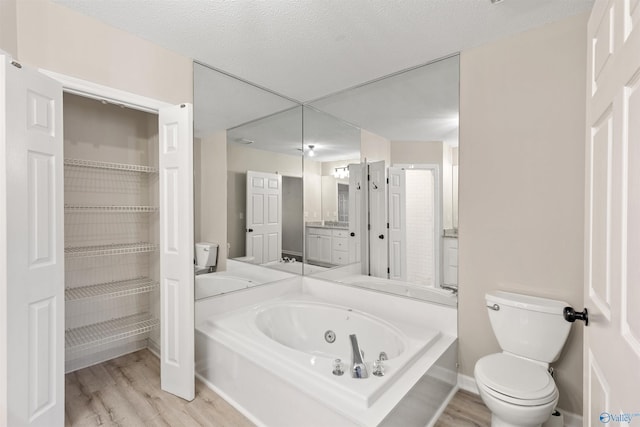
<box><xmin>65</xmin><ymin>349</ymin><xmax>491</xmax><ymax>426</ymax></box>
<box><xmin>434</xmin><ymin>389</ymin><xmax>491</xmax><ymax>427</ymax></box>
<box><xmin>65</xmin><ymin>350</ymin><xmax>254</xmax><ymax>427</ymax></box>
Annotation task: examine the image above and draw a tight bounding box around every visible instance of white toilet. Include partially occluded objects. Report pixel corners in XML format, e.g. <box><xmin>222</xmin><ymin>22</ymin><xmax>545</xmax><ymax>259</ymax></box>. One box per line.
<box><xmin>474</xmin><ymin>291</ymin><xmax>571</xmax><ymax>427</ymax></box>
<box><xmin>195</xmin><ymin>242</ymin><xmax>218</xmax><ymax>274</ymax></box>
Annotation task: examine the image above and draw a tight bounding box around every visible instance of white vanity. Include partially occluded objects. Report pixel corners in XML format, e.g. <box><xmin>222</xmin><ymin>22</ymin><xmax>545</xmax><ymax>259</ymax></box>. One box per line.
<box><xmin>306</xmin><ymin>224</ymin><xmax>350</xmax><ymax>266</ymax></box>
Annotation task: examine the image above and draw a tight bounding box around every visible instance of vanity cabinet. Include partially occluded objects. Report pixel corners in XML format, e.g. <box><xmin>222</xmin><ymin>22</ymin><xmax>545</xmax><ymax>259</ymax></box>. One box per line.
<box><xmin>306</xmin><ymin>227</ymin><xmax>332</xmax><ymax>264</ymax></box>
<box><xmin>306</xmin><ymin>226</ymin><xmax>349</xmax><ymax>266</ymax></box>
<box><xmin>331</xmin><ymin>229</ymin><xmax>349</xmax><ymax>265</ymax></box>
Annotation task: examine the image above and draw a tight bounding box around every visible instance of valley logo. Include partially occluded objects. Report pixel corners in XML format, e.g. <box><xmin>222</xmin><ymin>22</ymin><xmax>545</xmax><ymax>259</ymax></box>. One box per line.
<box><xmin>600</xmin><ymin>411</ymin><xmax>640</xmax><ymax>423</ymax></box>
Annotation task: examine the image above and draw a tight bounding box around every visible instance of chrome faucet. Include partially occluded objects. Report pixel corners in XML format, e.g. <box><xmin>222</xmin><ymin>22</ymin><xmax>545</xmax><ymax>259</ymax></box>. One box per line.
<box><xmin>349</xmin><ymin>334</ymin><xmax>368</xmax><ymax>378</ymax></box>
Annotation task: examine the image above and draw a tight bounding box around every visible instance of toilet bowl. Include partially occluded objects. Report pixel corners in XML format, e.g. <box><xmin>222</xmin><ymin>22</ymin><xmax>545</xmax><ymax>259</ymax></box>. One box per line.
<box><xmin>475</xmin><ymin>353</ymin><xmax>558</xmax><ymax>427</ymax></box>
<box><xmin>474</xmin><ymin>291</ymin><xmax>571</xmax><ymax>427</ymax></box>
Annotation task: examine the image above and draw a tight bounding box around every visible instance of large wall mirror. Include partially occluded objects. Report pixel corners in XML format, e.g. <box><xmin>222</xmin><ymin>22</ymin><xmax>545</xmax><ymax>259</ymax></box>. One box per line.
<box><xmin>193</xmin><ymin>54</ymin><xmax>459</xmax><ymax>306</ymax></box>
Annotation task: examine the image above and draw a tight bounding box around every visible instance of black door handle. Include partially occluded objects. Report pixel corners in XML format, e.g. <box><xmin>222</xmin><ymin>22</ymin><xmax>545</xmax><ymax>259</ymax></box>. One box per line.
<box><xmin>563</xmin><ymin>307</ymin><xmax>589</xmax><ymax>326</ymax></box>
<box><xmin>350</xmin><ymin>232</ymin><xmax>355</xmax><ymax>237</ymax></box>
<box><xmin>378</xmin><ymin>234</ymin><xmax>384</xmax><ymax>239</ymax></box>
<box><xmin>247</xmin><ymin>228</ymin><xmax>254</xmax><ymax>232</ymax></box>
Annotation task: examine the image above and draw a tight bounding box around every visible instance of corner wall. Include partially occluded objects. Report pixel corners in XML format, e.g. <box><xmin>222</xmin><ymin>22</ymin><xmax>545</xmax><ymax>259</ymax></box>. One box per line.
<box><xmin>458</xmin><ymin>12</ymin><xmax>587</xmax><ymax>415</ymax></box>
<box><xmin>0</xmin><ymin>0</ymin><xmax>18</xmax><ymax>58</ymax></box>
<box><xmin>15</xmin><ymin>0</ymin><xmax>192</xmax><ymax>104</ymax></box>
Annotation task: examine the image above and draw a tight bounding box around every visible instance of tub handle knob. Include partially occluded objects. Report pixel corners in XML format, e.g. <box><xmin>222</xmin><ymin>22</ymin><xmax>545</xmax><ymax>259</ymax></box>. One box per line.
<box><xmin>487</xmin><ymin>304</ymin><xmax>500</xmax><ymax>311</ymax></box>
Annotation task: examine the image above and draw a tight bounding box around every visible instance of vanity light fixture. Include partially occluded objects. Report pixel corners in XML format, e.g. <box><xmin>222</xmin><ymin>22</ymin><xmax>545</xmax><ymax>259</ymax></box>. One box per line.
<box><xmin>307</xmin><ymin>145</ymin><xmax>315</xmax><ymax>157</ymax></box>
<box><xmin>334</xmin><ymin>166</ymin><xmax>349</xmax><ymax>179</ymax></box>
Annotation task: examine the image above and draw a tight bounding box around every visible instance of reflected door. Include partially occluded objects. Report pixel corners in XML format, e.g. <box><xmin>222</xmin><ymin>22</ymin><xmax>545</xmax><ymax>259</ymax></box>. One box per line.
<box><xmin>348</xmin><ymin>163</ymin><xmax>365</xmax><ymax>264</ymax></box>
<box><xmin>368</xmin><ymin>161</ymin><xmax>388</xmax><ymax>278</ymax></box>
<box><xmin>388</xmin><ymin>167</ymin><xmax>407</xmax><ymax>281</ymax></box>
<box><xmin>246</xmin><ymin>171</ymin><xmax>282</xmax><ymax>264</ymax></box>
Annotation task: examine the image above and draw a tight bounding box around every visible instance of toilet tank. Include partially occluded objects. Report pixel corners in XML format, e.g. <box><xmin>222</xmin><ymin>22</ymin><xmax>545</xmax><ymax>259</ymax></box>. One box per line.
<box><xmin>196</xmin><ymin>242</ymin><xmax>218</xmax><ymax>268</ymax></box>
<box><xmin>486</xmin><ymin>291</ymin><xmax>571</xmax><ymax>363</ymax></box>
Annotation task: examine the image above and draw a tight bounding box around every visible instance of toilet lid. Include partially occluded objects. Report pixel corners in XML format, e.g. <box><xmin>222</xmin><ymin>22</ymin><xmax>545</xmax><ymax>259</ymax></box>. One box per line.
<box><xmin>475</xmin><ymin>354</ymin><xmax>557</xmax><ymax>404</ymax></box>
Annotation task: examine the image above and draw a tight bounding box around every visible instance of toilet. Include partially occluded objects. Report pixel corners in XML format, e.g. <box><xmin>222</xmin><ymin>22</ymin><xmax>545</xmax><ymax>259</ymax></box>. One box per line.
<box><xmin>474</xmin><ymin>291</ymin><xmax>571</xmax><ymax>427</ymax></box>
<box><xmin>195</xmin><ymin>242</ymin><xmax>218</xmax><ymax>274</ymax></box>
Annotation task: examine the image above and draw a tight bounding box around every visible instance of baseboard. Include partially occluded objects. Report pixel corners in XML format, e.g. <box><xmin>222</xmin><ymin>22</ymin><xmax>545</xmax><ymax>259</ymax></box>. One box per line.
<box><xmin>457</xmin><ymin>373</ymin><xmax>479</xmax><ymax>394</ymax></box>
<box><xmin>560</xmin><ymin>410</ymin><xmax>582</xmax><ymax>427</ymax></box>
<box><xmin>456</xmin><ymin>374</ymin><xmax>583</xmax><ymax>427</ymax></box>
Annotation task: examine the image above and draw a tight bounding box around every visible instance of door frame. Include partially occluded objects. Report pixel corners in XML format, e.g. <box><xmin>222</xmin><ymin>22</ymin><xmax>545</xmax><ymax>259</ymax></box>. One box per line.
<box><xmin>393</xmin><ymin>163</ymin><xmax>442</xmax><ymax>288</ymax></box>
<box><xmin>33</xmin><ymin>69</ymin><xmax>195</xmax><ymax>395</ymax></box>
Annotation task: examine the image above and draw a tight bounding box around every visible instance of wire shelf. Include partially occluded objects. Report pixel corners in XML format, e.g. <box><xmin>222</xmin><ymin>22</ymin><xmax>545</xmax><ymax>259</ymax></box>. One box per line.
<box><xmin>65</xmin><ymin>242</ymin><xmax>159</xmax><ymax>258</ymax></box>
<box><xmin>65</xmin><ymin>313</ymin><xmax>158</xmax><ymax>353</ymax></box>
<box><xmin>64</xmin><ymin>158</ymin><xmax>158</xmax><ymax>173</ymax></box>
<box><xmin>66</xmin><ymin>277</ymin><xmax>159</xmax><ymax>302</ymax></box>
<box><xmin>64</xmin><ymin>205</ymin><xmax>158</xmax><ymax>213</ymax></box>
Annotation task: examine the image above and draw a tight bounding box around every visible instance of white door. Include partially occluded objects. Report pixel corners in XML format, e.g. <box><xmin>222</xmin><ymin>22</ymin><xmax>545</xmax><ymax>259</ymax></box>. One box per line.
<box><xmin>159</xmin><ymin>103</ymin><xmax>194</xmax><ymax>401</ymax></box>
<box><xmin>1</xmin><ymin>56</ymin><xmax>65</xmax><ymax>426</ymax></box>
<box><xmin>348</xmin><ymin>163</ymin><xmax>364</xmax><ymax>264</ymax></box>
<box><xmin>388</xmin><ymin>167</ymin><xmax>407</xmax><ymax>281</ymax></box>
<box><xmin>585</xmin><ymin>0</ymin><xmax>640</xmax><ymax>424</ymax></box>
<box><xmin>368</xmin><ymin>161</ymin><xmax>388</xmax><ymax>279</ymax></box>
<box><xmin>246</xmin><ymin>171</ymin><xmax>282</xmax><ymax>264</ymax></box>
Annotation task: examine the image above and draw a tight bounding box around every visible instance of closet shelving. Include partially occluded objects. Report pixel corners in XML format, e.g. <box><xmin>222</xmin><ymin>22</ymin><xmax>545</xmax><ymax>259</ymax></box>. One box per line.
<box><xmin>65</xmin><ymin>313</ymin><xmax>159</xmax><ymax>354</ymax></box>
<box><xmin>64</xmin><ymin>157</ymin><xmax>158</xmax><ymax>173</ymax></box>
<box><xmin>65</xmin><ymin>277</ymin><xmax>159</xmax><ymax>302</ymax></box>
<box><xmin>63</xmin><ymin>94</ymin><xmax>161</xmax><ymax>372</ymax></box>
<box><xmin>64</xmin><ymin>242</ymin><xmax>159</xmax><ymax>258</ymax></box>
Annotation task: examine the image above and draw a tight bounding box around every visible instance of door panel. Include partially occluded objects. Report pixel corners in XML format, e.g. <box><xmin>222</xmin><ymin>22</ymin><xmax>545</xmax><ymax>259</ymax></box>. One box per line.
<box><xmin>159</xmin><ymin>103</ymin><xmax>194</xmax><ymax>401</ymax></box>
<box><xmin>2</xmin><ymin>55</ymin><xmax>64</xmax><ymax>426</ymax></box>
<box><xmin>368</xmin><ymin>161</ymin><xmax>387</xmax><ymax>278</ymax></box>
<box><xmin>585</xmin><ymin>0</ymin><xmax>640</xmax><ymax>423</ymax></box>
<box><xmin>246</xmin><ymin>171</ymin><xmax>282</xmax><ymax>264</ymax></box>
<box><xmin>388</xmin><ymin>167</ymin><xmax>406</xmax><ymax>281</ymax></box>
<box><xmin>348</xmin><ymin>163</ymin><xmax>364</xmax><ymax>265</ymax></box>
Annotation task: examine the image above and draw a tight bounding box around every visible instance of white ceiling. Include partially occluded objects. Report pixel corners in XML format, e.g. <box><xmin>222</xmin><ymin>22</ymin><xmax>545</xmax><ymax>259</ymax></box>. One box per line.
<box><xmin>54</xmin><ymin>0</ymin><xmax>593</xmax><ymax>160</ymax></box>
<box><xmin>54</xmin><ymin>0</ymin><xmax>593</xmax><ymax>103</ymax></box>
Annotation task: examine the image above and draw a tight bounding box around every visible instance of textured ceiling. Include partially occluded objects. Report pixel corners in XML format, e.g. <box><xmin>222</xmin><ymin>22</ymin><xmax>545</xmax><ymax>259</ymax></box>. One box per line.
<box><xmin>53</xmin><ymin>0</ymin><xmax>593</xmax><ymax>102</ymax></box>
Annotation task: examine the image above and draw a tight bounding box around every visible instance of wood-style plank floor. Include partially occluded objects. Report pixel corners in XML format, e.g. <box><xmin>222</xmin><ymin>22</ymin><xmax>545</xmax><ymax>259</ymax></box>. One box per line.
<box><xmin>65</xmin><ymin>349</ymin><xmax>491</xmax><ymax>426</ymax></box>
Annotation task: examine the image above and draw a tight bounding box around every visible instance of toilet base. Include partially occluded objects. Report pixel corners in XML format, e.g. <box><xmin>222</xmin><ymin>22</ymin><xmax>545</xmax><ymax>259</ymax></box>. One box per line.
<box><xmin>477</xmin><ymin>382</ymin><xmax>558</xmax><ymax>427</ymax></box>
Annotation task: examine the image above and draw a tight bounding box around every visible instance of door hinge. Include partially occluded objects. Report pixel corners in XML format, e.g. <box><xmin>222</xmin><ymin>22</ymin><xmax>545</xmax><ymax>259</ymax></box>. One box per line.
<box><xmin>387</xmin><ymin>222</ymin><xmax>389</xmax><ymax>229</ymax></box>
<box><xmin>367</xmin><ymin>174</ymin><xmax>370</xmax><ymax>181</ymax></box>
<box><xmin>386</xmin><ymin>177</ymin><xmax>389</xmax><ymax>184</ymax></box>
<box><xmin>387</xmin><ymin>267</ymin><xmax>390</xmax><ymax>274</ymax></box>
<box><xmin>368</xmin><ymin>224</ymin><xmax>371</xmax><ymax>230</ymax></box>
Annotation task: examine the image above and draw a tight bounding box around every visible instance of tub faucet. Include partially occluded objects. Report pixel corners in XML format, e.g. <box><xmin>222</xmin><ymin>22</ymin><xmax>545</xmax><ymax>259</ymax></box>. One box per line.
<box><xmin>349</xmin><ymin>334</ymin><xmax>368</xmax><ymax>379</ymax></box>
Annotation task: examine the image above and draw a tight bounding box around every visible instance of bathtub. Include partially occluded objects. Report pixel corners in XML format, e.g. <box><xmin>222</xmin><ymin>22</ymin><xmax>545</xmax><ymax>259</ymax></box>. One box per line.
<box><xmin>196</xmin><ymin>276</ymin><xmax>458</xmax><ymax>426</ymax></box>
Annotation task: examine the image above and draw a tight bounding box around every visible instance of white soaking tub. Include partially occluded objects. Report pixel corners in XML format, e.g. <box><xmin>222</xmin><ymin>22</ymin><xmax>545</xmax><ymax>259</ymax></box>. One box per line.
<box><xmin>195</xmin><ymin>277</ymin><xmax>458</xmax><ymax>427</ymax></box>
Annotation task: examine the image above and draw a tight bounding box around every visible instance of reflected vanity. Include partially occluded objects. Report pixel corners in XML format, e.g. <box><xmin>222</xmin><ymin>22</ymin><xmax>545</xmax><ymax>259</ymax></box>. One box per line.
<box><xmin>193</xmin><ymin>55</ymin><xmax>459</xmax><ymax>306</ymax></box>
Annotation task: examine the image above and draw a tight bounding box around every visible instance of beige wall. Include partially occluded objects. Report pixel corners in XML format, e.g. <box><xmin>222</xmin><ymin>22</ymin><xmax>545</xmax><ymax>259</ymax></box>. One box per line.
<box><xmin>458</xmin><ymin>12</ymin><xmax>587</xmax><ymax>415</ymax></box>
<box><xmin>196</xmin><ymin>132</ymin><xmax>228</xmax><ymax>271</ymax></box>
<box><xmin>361</xmin><ymin>129</ymin><xmax>390</xmax><ymax>164</ymax></box>
<box><xmin>0</xmin><ymin>0</ymin><xmax>18</xmax><ymax>58</ymax></box>
<box><xmin>16</xmin><ymin>0</ymin><xmax>192</xmax><ymax>104</ymax></box>
<box><xmin>227</xmin><ymin>144</ymin><xmax>306</xmax><ymax>259</ymax></box>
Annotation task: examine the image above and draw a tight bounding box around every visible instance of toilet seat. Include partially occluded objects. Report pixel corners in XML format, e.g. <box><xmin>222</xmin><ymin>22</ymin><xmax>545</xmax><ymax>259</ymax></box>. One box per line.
<box><xmin>475</xmin><ymin>353</ymin><xmax>557</xmax><ymax>406</ymax></box>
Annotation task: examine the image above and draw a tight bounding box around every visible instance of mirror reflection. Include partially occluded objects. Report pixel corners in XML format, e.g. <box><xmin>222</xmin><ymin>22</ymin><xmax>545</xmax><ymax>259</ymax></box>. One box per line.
<box><xmin>193</xmin><ymin>54</ymin><xmax>459</xmax><ymax>305</ymax></box>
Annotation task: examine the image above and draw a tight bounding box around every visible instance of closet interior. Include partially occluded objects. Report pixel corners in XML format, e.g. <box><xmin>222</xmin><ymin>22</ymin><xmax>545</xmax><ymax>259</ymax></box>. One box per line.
<box><xmin>63</xmin><ymin>94</ymin><xmax>161</xmax><ymax>373</ymax></box>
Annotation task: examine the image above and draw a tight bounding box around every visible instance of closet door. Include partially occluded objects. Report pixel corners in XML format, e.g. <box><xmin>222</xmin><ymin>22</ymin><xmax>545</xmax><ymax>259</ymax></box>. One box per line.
<box><xmin>1</xmin><ymin>55</ymin><xmax>64</xmax><ymax>426</ymax></box>
<box><xmin>159</xmin><ymin>103</ymin><xmax>195</xmax><ymax>401</ymax></box>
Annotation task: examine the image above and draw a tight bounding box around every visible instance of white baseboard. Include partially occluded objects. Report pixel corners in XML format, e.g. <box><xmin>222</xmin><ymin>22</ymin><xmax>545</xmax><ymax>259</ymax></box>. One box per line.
<box><xmin>456</xmin><ymin>374</ymin><xmax>583</xmax><ymax>427</ymax></box>
<box><xmin>457</xmin><ymin>373</ymin><xmax>479</xmax><ymax>394</ymax></box>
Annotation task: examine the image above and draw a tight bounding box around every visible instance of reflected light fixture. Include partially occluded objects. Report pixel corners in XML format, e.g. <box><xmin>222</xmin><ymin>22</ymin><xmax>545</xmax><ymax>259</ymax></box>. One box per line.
<box><xmin>334</xmin><ymin>166</ymin><xmax>349</xmax><ymax>179</ymax></box>
<box><xmin>307</xmin><ymin>145</ymin><xmax>315</xmax><ymax>157</ymax></box>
